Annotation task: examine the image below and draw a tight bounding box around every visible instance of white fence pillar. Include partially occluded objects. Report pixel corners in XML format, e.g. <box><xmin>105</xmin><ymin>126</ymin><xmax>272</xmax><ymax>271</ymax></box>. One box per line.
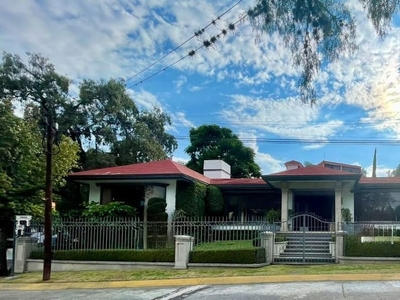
<box><xmin>260</xmin><ymin>231</ymin><xmax>274</xmax><ymax>264</ymax></box>
<box><xmin>174</xmin><ymin>235</ymin><xmax>194</xmax><ymax>269</ymax></box>
<box><xmin>335</xmin><ymin>231</ymin><xmax>347</xmax><ymax>263</ymax></box>
<box><xmin>14</xmin><ymin>237</ymin><xmax>38</xmax><ymax>273</ymax></box>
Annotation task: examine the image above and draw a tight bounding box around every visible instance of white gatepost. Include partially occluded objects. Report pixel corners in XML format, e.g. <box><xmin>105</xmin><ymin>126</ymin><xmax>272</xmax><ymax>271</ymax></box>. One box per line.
<box><xmin>335</xmin><ymin>231</ymin><xmax>347</xmax><ymax>263</ymax></box>
<box><xmin>14</xmin><ymin>237</ymin><xmax>38</xmax><ymax>273</ymax></box>
<box><xmin>174</xmin><ymin>235</ymin><xmax>194</xmax><ymax>269</ymax></box>
<box><xmin>260</xmin><ymin>231</ymin><xmax>274</xmax><ymax>264</ymax></box>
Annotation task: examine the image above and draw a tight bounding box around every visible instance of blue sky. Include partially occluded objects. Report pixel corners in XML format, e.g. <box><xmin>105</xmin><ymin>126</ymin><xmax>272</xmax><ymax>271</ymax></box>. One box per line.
<box><xmin>1</xmin><ymin>0</ymin><xmax>400</xmax><ymax>176</ymax></box>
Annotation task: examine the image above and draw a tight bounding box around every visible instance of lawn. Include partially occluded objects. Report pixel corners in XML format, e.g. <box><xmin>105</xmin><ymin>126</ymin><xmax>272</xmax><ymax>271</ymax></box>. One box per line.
<box><xmin>1</xmin><ymin>264</ymin><xmax>400</xmax><ymax>284</ymax></box>
<box><xmin>194</xmin><ymin>240</ymin><xmax>253</xmax><ymax>250</ymax></box>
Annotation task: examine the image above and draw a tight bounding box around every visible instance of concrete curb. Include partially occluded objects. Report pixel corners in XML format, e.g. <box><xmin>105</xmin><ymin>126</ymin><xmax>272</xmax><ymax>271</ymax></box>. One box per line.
<box><xmin>1</xmin><ymin>273</ymin><xmax>400</xmax><ymax>290</ymax></box>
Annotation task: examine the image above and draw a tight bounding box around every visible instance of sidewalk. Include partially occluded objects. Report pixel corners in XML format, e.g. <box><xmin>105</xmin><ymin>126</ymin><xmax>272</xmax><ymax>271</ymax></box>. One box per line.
<box><xmin>1</xmin><ymin>273</ymin><xmax>400</xmax><ymax>291</ymax></box>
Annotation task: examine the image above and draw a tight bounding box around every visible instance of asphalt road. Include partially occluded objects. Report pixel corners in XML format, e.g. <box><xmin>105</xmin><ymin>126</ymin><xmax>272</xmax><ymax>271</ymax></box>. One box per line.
<box><xmin>2</xmin><ymin>281</ymin><xmax>400</xmax><ymax>299</ymax></box>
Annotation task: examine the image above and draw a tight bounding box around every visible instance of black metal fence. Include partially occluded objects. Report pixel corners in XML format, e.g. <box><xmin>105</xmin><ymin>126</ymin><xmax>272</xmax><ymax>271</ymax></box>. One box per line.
<box><xmin>24</xmin><ymin>216</ymin><xmax>278</xmax><ymax>251</ymax></box>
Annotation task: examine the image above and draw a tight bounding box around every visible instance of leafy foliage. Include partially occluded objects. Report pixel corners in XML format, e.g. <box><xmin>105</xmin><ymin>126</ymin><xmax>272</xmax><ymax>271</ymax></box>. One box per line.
<box><xmin>341</xmin><ymin>208</ymin><xmax>352</xmax><ymax>223</ymax></box>
<box><xmin>30</xmin><ymin>249</ymin><xmax>175</xmax><ymax>262</ymax></box>
<box><xmin>1</xmin><ymin>52</ymin><xmax>178</xmax><ymax>172</ymax></box>
<box><xmin>345</xmin><ymin>236</ymin><xmax>400</xmax><ymax>257</ymax></box>
<box><xmin>176</xmin><ymin>181</ymin><xmax>207</xmax><ymax>217</ymax></box>
<box><xmin>266</xmin><ymin>208</ymin><xmax>280</xmax><ymax>223</ymax></box>
<box><xmin>82</xmin><ymin>202</ymin><xmax>137</xmax><ymax>218</ymax></box>
<box><xmin>185</xmin><ymin>125</ymin><xmax>261</xmax><ymax>178</ymax></box>
<box><xmin>147</xmin><ymin>197</ymin><xmax>168</xmax><ymax>221</ymax></box>
<box><xmin>205</xmin><ymin>186</ymin><xmax>224</xmax><ymax>215</ymax></box>
<box><xmin>247</xmin><ymin>0</ymin><xmax>400</xmax><ymax>104</ymax></box>
<box><xmin>387</xmin><ymin>164</ymin><xmax>400</xmax><ymax>177</ymax></box>
<box><xmin>248</xmin><ymin>0</ymin><xmax>357</xmax><ymax>103</ymax></box>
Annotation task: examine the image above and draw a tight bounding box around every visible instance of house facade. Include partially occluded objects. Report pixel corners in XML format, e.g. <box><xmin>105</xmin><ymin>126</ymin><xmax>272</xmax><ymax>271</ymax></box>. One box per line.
<box><xmin>69</xmin><ymin>159</ymin><xmax>400</xmax><ymax>230</ymax></box>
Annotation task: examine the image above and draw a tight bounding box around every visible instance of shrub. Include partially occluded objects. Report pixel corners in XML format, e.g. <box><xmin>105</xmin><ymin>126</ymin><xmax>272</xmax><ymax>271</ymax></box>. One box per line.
<box><xmin>30</xmin><ymin>249</ymin><xmax>175</xmax><ymax>262</ymax></box>
<box><xmin>345</xmin><ymin>236</ymin><xmax>400</xmax><ymax>257</ymax></box>
<box><xmin>266</xmin><ymin>209</ymin><xmax>280</xmax><ymax>223</ymax></box>
<box><xmin>341</xmin><ymin>208</ymin><xmax>352</xmax><ymax>223</ymax></box>
<box><xmin>205</xmin><ymin>186</ymin><xmax>223</xmax><ymax>215</ymax></box>
<box><xmin>176</xmin><ymin>181</ymin><xmax>207</xmax><ymax>217</ymax></box>
<box><xmin>190</xmin><ymin>248</ymin><xmax>266</xmax><ymax>264</ymax></box>
<box><xmin>147</xmin><ymin>197</ymin><xmax>168</xmax><ymax>222</ymax></box>
<box><xmin>82</xmin><ymin>202</ymin><xmax>136</xmax><ymax>218</ymax></box>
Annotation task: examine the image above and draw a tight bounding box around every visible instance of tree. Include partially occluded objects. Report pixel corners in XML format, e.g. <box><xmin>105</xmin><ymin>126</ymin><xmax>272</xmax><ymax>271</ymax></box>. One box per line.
<box><xmin>387</xmin><ymin>164</ymin><xmax>400</xmax><ymax>177</ymax></box>
<box><xmin>247</xmin><ymin>0</ymin><xmax>400</xmax><ymax>104</ymax></box>
<box><xmin>1</xmin><ymin>53</ymin><xmax>177</xmax><ymax>171</ymax></box>
<box><xmin>0</xmin><ymin>52</ymin><xmax>80</xmax><ymax>276</ymax></box>
<box><xmin>0</xmin><ymin>100</ymin><xmax>79</xmax><ymax>275</ymax></box>
<box><xmin>303</xmin><ymin>161</ymin><xmax>314</xmax><ymax>166</ymax></box>
<box><xmin>372</xmin><ymin>148</ymin><xmax>377</xmax><ymax>177</ymax></box>
<box><xmin>185</xmin><ymin>125</ymin><xmax>262</xmax><ymax>178</ymax></box>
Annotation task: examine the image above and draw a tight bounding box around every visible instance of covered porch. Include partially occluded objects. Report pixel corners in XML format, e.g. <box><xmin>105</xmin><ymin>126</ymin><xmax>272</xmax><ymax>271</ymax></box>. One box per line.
<box><xmin>263</xmin><ymin>165</ymin><xmax>361</xmax><ymax>232</ymax></box>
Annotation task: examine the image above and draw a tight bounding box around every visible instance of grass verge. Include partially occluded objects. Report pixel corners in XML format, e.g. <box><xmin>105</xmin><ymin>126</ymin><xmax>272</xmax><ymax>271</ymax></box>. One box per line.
<box><xmin>194</xmin><ymin>240</ymin><xmax>253</xmax><ymax>250</ymax></box>
<box><xmin>1</xmin><ymin>264</ymin><xmax>400</xmax><ymax>284</ymax></box>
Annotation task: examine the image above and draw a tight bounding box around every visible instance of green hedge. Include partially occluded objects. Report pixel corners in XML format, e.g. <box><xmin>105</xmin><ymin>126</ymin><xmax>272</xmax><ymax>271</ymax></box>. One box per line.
<box><xmin>176</xmin><ymin>181</ymin><xmax>207</xmax><ymax>217</ymax></box>
<box><xmin>345</xmin><ymin>236</ymin><xmax>400</xmax><ymax>257</ymax></box>
<box><xmin>30</xmin><ymin>249</ymin><xmax>175</xmax><ymax>262</ymax></box>
<box><xmin>206</xmin><ymin>186</ymin><xmax>224</xmax><ymax>214</ymax></box>
<box><xmin>189</xmin><ymin>248</ymin><xmax>266</xmax><ymax>264</ymax></box>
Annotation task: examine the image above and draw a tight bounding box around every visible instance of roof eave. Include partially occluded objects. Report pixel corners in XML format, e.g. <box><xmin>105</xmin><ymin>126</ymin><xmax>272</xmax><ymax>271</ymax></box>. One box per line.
<box><xmin>69</xmin><ymin>174</ymin><xmax>209</xmax><ymax>184</ymax></box>
<box><xmin>262</xmin><ymin>174</ymin><xmax>361</xmax><ymax>182</ymax></box>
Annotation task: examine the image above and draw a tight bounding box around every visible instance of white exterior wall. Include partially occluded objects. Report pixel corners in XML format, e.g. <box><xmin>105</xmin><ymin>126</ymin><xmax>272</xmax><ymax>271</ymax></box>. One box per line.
<box><xmin>88</xmin><ymin>182</ymin><xmax>101</xmax><ymax>204</ymax></box>
<box><xmin>166</xmin><ymin>181</ymin><xmax>177</xmax><ymax>221</ymax></box>
<box><xmin>82</xmin><ymin>179</ymin><xmax>177</xmax><ymax>214</ymax></box>
<box><xmin>342</xmin><ymin>184</ymin><xmax>355</xmax><ymax>222</ymax></box>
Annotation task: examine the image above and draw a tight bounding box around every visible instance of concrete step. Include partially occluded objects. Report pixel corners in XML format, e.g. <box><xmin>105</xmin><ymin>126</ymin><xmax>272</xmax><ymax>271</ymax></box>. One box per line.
<box><xmin>283</xmin><ymin>249</ymin><xmax>330</xmax><ymax>254</ymax></box>
<box><xmin>279</xmin><ymin>252</ymin><xmax>331</xmax><ymax>257</ymax></box>
<box><xmin>274</xmin><ymin>257</ymin><xmax>336</xmax><ymax>264</ymax></box>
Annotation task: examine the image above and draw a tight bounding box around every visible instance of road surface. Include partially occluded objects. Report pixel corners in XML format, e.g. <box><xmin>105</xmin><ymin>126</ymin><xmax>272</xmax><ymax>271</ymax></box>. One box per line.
<box><xmin>2</xmin><ymin>281</ymin><xmax>400</xmax><ymax>299</ymax></box>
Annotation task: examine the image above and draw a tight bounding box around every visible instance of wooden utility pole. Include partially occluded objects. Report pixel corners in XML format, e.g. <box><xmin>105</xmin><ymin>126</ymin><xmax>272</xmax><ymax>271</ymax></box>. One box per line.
<box><xmin>43</xmin><ymin>116</ymin><xmax>54</xmax><ymax>281</ymax></box>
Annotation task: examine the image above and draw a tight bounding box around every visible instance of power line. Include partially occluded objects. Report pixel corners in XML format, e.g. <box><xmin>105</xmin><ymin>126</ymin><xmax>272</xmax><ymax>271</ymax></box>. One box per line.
<box><xmin>126</xmin><ymin>12</ymin><xmax>248</xmax><ymax>89</ymax></box>
<box><xmin>172</xmin><ymin>136</ymin><xmax>400</xmax><ymax>145</ymax></box>
<box><xmin>125</xmin><ymin>0</ymin><xmax>244</xmax><ymax>84</ymax></box>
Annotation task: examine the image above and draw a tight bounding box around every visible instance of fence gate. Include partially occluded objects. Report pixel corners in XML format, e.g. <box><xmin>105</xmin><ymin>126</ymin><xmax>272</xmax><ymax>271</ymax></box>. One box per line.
<box><xmin>274</xmin><ymin>213</ymin><xmax>336</xmax><ymax>264</ymax></box>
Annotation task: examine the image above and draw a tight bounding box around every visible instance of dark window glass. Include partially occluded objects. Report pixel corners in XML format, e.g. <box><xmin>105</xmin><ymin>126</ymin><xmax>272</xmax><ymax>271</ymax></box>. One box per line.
<box><xmin>354</xmin><ymin>192</ymin><xmax>400</xmax><ymax>221</ymax></box>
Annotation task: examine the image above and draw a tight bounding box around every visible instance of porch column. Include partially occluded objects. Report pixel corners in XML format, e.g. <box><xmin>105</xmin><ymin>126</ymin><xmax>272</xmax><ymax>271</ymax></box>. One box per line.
<box><xmin>281</xmin><ymin>183</ymin><xmax>289</xmax><ymax>232</ymax></box>
<box><xmin>335</xmin><ymin>181</ymin><xmax>342</xmax><ymax>230</ymax></box>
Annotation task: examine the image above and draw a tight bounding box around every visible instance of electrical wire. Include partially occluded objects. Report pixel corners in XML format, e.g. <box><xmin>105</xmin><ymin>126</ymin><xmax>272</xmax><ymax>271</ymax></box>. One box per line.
<box><xmin>124</xmin><ymin>0</ymin><xmax>244</xmax><ymax>83</ymax></box>
<box><xmin>126</xmin><ymin>13</ymin><xmax>248</xmax><ymax>89</ymax></box>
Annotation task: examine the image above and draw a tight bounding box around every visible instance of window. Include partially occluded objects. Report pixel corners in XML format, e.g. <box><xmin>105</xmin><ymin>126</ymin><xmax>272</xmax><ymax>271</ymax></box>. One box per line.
<box><xmin>354</xmin><ymin>192</ymin><xmax>400</xmax><ymax>221</ymax></box>
<box><xmin>325</xmin><ymin>164</ymin><xmax>341</xmax><ymax>170</ymax></box>
<box><xmin>342</xmin><ymin>166</ymin><xmax>361</xmax><ymax>174</ymax></box>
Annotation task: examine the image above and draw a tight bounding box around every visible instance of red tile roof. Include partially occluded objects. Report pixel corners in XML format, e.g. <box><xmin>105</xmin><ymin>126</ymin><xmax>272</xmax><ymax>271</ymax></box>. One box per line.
<box><xmin>284</xmin><ymin>160</ymin><xmax>303</xmax><ymax>166</ymax></box>
<box><xmin>70</xmin><ymin>159</ymin><xmax>210</xmax><ymax>184</ymax></box>
<box><xmin>210</xmin><ymin>178</ymin><xmax>267</xmax><ymax>185</ymax></box>
<box><xmin>359</xmin><ymin>177</ymin><xmax>400</xmax><ymax>184</ymax></box>
<box><xmin>267</xmin><ymin>165</ymin><xmax>358</xmax><ymax>177</ymax></box>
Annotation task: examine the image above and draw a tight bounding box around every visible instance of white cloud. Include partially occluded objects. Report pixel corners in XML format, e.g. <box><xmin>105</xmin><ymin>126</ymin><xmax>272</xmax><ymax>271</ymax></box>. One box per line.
<box><xmin>189</xmin><ymin>86</ymin><xmax>203</xmax><ymax>92</ymax></box>
<box><xmin>238</xmin><ymin>131</ymin><xmax>284</xmax><ymax>174</ymax></box>
<box><xmin>303</xmin><ymin>144</ymin><xmax>325</xmax><ymax>150</ymax></box>
<box><xmin>128</xmin><ymin>89</ymin><xmax>163</xmax><ymax>111</ymax></box>
<box><xmin>364</xmin><ymin>165</ymin><xmax>392</xmax><ymax>177</ymax></box>
<box><xmin>223</xmin><ymin>95</ymin><xmax>344</xmax><ymax>140</ymax></box>
<box><xmin>173</xmin><ymin>75</ymin><xmax>187</xmax><ymax>93</ymax></box>
<box><xmin>170</xmin><ymin>111</ymin><xmax>195</xmax><ymax>132</ymax></box>
<box><xmin>172</xmin><ymin>156</ymin><xmax>189</xmax><ymax>165</ymax></box>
